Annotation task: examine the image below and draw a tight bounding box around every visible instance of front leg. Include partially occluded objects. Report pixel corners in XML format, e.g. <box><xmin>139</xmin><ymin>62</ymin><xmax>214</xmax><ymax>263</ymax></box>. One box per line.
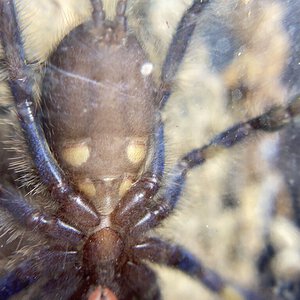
<box><xmin>0</xmin><ymin>0</ymin><xmax>100</xmax><ymax>229</ymax></box>
<box><xmin>111</xmin><ymin>121</ymin><xmax>165</xmax><ymax>232</ymax></box>
<box><xmin>158</xmin><ymin>0</ymin><xmax>210</xmax><ymax>108</ymax></box>
<box><xmin>0</xmin><ymin>248</ymin><xmax>78</xmax><ymax>299</ymax></box>
<box><xmin>0</xmin><ymin>183</ymin><xmax>84</xmax><ymax>245</ymax></box>
<box><xmin>132</xmin><ymin>237</ymin><xmax>262</xmax><ymax>300</ymax></box>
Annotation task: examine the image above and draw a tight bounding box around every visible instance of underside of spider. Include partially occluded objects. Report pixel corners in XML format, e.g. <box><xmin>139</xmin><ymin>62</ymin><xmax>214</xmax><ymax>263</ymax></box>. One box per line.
<box><xmin>0</xmin><ymin>0</ymin><xmax>299</xmax><ymax>299</ymax></box>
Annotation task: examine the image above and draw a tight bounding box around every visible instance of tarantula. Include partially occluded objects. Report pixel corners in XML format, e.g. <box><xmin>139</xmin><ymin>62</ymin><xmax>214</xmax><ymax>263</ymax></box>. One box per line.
<box><xmin>0</xmin><ymin>0</ymin><xmax>300</xmax><ymax>299</ymax></box>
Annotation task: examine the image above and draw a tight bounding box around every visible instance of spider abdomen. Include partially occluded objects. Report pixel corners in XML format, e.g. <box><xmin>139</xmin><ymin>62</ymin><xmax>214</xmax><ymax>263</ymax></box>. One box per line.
<box><xmin>41</xmin><ymin>20</ymin><xmax>157</xmax><ymax>215</ymax></box>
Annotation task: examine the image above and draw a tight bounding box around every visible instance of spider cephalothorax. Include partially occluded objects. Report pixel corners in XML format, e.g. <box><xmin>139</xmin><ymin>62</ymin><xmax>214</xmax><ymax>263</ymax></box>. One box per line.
<box><xmin>42</xmin><ymin>1</ymin><xmax>157</xmax><ymax>217</ymax></box>
<box><xmin>0</xmin><ymin>0</ymin><xmax>300</xmax><ymax>299</ymax></box>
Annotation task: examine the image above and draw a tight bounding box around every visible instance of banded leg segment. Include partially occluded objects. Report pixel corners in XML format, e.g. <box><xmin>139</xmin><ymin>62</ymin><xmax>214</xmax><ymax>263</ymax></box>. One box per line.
<box><xmin>130</xmin><ymin>96</ymin><xmax>300</xmax><ymax>234</ymax></box>
<box><xmin>0</xmin><ymin>0</ymin><xmax>100</xmax><ymax>229</ymax></box>
<box><xmin>0</xmin><ymin>184</ymin><xmax>84</xmax><ymax>245</ymax></box>
<box><xmin>133</xmin><ymin>238</ymin><xmax>261</xmax><ymax>300</ymax></box>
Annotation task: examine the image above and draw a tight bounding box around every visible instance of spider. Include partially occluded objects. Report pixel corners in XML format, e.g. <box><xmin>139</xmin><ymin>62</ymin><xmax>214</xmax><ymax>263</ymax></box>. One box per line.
<box><xmin>0</xmin><ymin>0</ymin><xmax>300</xmax><ymax>299</ymax></box>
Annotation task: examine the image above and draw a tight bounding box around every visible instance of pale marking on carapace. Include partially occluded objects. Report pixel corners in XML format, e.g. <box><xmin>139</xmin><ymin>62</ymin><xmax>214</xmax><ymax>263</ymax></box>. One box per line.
<box><xmin>78</xmin><ymin>179</ymin><xmax>97</xmax><ymax>198</ymax></box>
<box><xmin>126</xmin><ymin>138</ymin><xmax>147</xmax><ymax>165</ymax></box>
<box><xmin>61</xmin><ymin>143</ymin><xmax>90</xmax><ymax>167</ymax></box>
<box><xmin>118</xmin><ymin>177</ymin><xmax>134</xmax><ymax>197</ymax></box>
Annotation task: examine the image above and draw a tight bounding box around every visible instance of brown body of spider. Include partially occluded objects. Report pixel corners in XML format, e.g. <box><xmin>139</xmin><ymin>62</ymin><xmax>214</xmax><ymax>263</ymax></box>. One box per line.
<box><xmin>0</xmin><ymin>0</ymin><xmax>300</xmax><ymax>299</ymax></box>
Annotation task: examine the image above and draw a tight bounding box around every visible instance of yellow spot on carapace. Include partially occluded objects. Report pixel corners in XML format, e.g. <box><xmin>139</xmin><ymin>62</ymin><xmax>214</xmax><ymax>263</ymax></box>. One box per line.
<box><xmin>119</xmin><ymin>177</ymin><xmax>133</xmax><ymax>197</ymax></box>
<box><xmin>78</xmin><ymin>180</ymin><xmax>96</xmax><ymax>198</ymax></box>
<box><xmin>126</xmin><ymin>139</ymin><xmax>147</xmax><ymax>164</ymax></box>
<box><xmin>61</xmin><ymin>144</ymin><xmax>90</xmax><ymax>167</ymax></box>
<box><xmin>220</xmin><ymin>286</ymin><xmax>245</xmax><ymax>300</ymax></box>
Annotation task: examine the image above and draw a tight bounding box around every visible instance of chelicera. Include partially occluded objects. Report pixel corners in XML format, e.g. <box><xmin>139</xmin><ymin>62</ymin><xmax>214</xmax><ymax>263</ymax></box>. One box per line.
<box><xmin>0</xmin><ymin>0</ymin><xmax>300</xmax><ymax>299</ymax></box>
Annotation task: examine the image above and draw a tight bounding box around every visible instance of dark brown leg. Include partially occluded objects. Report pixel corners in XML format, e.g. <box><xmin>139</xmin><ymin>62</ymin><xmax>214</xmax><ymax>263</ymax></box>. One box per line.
<box><xmin>0</xmin><ymin>0</ymin><xmax>100</xmax><ymax>229</ymax></box>
<box><xmin>111</xmin><ymin>122</ymin><xmax>164</xmax><ymax>232</ymax></box>
<box><xmin>162</xmin><ymin>0</ymin><xmax>209</xmax><ymax>84</ymax></box>
<box><xmin>115</xmin><ymin>0</ymin><xmax>128</xmax><ymax>35</ymax></box>
<box><xmin>159</xmin><ymin>0</ymin><xmax>210</xmax><ymax>108</ymax></box>
<box><xmin>0</xmin><ymin>248</ymin><xmax>78</xmax><ymax>299</ymax></box>
<box><xmin>123</xmin><ymin>262</ymin><xmax>161</xmax><ymax>300</ymax></box>
<box><xmin>91</xmin><ymin>0</ymin><xmax>105</xmax><ymax>26</ymax></box>
<box><xmin>116</xmin><ymin>96</ymin><xmax>300</xmax><ymax>237</ymax></box>
<box><xmin>111</xmin><ymin>0</ymin><xmax>211</xmax><ymax>233</ymax></box>
<box><xmin>32</xmin><ymin>271</ymin><xmax>82</xmax><ymax>300</ymax></box>
<box><xmin>132</xmin><ymin>237</ymin><xmax>261</xmax><ymax>300</ymax></box>
<box><xmin>0</xmin><ymin>183</ymin><xmax>84</xmax><ymax>245</ymax></box>
<box><xmin>113</xmin><ymin>97</ymin><xmax>300</xmax><ymax>237</ymax></box>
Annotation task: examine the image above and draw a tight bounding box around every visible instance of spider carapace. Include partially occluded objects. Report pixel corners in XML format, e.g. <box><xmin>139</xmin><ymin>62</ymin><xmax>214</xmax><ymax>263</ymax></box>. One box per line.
<box><xmin>42</xmin><ymin>1</ymin><xmax>157</xmax><ymax>218</ymax></box>
<box><xmin>0</xmin><ymin>0</ymin><xmax>300</xmax><ymax>299</ymax></box>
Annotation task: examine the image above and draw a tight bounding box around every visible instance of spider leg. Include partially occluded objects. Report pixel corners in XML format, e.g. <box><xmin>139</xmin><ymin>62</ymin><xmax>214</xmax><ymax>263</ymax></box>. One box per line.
<box><xmin>0</xmin><ymin>183</ymin><xmax>84</xmax><ymax>245</ymax></box>
<box><xmin>90</xmin><ymin>0</ymin><xmax>105</xmax><ymax>26</ymax></box>
<box><xmin>162</xmin><ymin>0</ymin><xmax>209</xmax><ymax>84</ymax></box>
<box><xmin>128</xmin><ymin>96</ymin><xmax>300</xmax><ymax>235</ymax></box>
<box><xmin>111</xmin><ymin>122</ymin><xmax>164</xmax><ymax>231</ymax></box>
<box><xmin>0</xmin><ymin>248</ymin><xmax>78</xmax><ymax>299</ymax></box>
<box><xmin>33</xmin><ymin>270</ymin><xmax>82</xmax><ymax>300</ymax></box>
<box><xmin>132</xmin><ymin>237</ymin><xmax>262</xmax><ymax>300</ymax></box>
<box><xmin>115</xmin><ymin>0</ymin><xmax>128</xmax><ymax>36</ymax></box>
<box><xmin>0</xmin><ymin>0</ymin><xmax>100</xmax><ymax>229</ymax></box>
<box><xmin>159</xmin><ymin>0</ymin><xmax>210</xmax><ymax>107</ymax></box>
<box><xmin>149</xmin><ymin>121</ymin><xmax>165</xmax><ymax>178</ymax></box>
<box><xmin>113</xmin><ymin>97</ymin><xmax>300</xmax><ymax>233</ymax></box>
<box><xmin>122</xmin><ymin>262</ymin><xmax>161</xmax><ymax>300</ymax></box>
